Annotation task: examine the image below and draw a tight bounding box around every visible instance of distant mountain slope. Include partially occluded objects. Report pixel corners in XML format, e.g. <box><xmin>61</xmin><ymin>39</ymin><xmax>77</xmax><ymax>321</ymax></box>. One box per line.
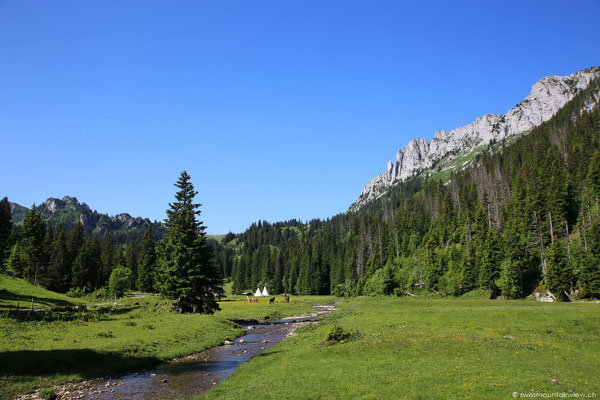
<box><xmin>354</xmin><ymin>67</ymin><xmax>600</xmax><ymax>209</ymax></box>
<box><xmin>10</xmin><ymin>196</ymin><xmax>163</xmax><ymax>243</ymax></box>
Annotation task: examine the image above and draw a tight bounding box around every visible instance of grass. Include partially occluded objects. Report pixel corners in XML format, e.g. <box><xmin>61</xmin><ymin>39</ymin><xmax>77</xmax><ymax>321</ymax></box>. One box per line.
<box><xmin>217</xmin><ymin>294</ymin><xmax>337</xmax><ymax>322</ymax></box>
<box><xmin>0</xmin><ymin>294</ymin><xmax>244</xmax><ymax>399</ymax></box>
<box><xmin>200</xmin><ymin>297</ymin><xmax>600</xmax><ymax>400</ymax></box>
<box><xmin>0</xmin><ymin>279</ymin><xmax>335</xmax><ymax>400</ymax></box>
<box><xmin>427</xmin><ymin>145</ymin><xmax>485</xmax><ymax>183</ymax></box>
<box><xmin>207</xmin><ymin>234</ymin><xmax>226</xmax><ymax>243</ymax></box>
<box><xmin>0</xmin><ymin>274</ymin><xmax>83</xmax><ymax>309</ymax></box>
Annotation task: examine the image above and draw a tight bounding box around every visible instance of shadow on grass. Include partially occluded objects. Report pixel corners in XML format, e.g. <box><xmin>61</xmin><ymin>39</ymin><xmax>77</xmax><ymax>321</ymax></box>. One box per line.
<box><xmin>0</xmin><ymin>349</ymin><xmax>160</xmax><ymax>378</ymax></box>
<box><xmin>0</xmin><ymin>289</ymin><xmax>75</xmax><ymax>308</ymax></box>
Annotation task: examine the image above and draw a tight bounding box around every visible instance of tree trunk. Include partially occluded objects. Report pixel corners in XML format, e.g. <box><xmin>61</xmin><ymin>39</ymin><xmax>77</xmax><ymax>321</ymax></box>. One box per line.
<box><xmin>549</xmin><ymin>211</ymin><xmax>554</xmax><ymax>243</ymax></box>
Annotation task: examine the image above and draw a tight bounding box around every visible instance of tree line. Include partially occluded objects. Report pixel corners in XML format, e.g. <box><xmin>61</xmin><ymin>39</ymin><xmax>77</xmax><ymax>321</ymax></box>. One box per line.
<box><xmin>228</xmin><ymin>78</ymin><xmax>600</xmax><ymax>300</ymax></box>
<box><xmin>0</xmin><ymin>171</ymin><xmax>221</xmax><ymax>313</ymax></box>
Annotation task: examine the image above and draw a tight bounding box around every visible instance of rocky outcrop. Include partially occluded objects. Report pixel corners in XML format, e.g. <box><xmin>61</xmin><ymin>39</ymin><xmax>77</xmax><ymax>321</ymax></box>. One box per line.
<box><xmin>355</xmin><ymin>67</ymin><xmax>600</xmax><ymax>208</ymax></box>
<box><xmin>11</xmin><ymin>196</ymin><xmax>163</xmax><ymax>242</ymax></box>
<box><xmin>39</xmin><ymin>196</ymin><xmax>90</xmax><ymax>217</ymax></box>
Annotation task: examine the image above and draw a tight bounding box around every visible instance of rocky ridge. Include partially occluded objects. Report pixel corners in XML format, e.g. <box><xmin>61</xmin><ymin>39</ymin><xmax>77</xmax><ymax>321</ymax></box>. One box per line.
<box><xmin>11</xmin><ymin>196</ymin><xmax>163</xmax><ymax>242</ymax></box>
<box><xmin>354</xmin><ymin>67</ymin><xmax>600</xmax><ymax>209</ymax></box>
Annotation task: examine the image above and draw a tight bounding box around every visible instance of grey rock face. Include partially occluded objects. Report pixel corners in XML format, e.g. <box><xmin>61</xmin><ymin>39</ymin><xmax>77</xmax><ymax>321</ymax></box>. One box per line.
<box><xmin>355</xmin><ymin>68</ymin><xmax>600</xmax><ymax>208</ymax></box>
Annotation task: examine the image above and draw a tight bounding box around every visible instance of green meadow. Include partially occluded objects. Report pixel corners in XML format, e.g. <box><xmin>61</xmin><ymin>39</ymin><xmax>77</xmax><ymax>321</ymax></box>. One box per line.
<box><xmin>201</xmin><ymin>298</ymin><xmax>600</xmax><ymax>400</ymax></box>
<box><xmin>0</xmin><ymin>275</ymin><xmax>334</xmax><ymax>400</ymax></box>
<box><xmin>2</xmin><ymin>275</ymin><xmax>599</xmax><ymax>400</ymax></box>
<box><xmin>0</xmin><ymin>274</ymin><xmax>83</xmax><ymax>309</ymax></box>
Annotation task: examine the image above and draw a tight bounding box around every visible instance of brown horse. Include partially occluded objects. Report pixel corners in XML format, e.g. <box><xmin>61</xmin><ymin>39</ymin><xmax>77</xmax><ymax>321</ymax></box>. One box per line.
<box><xmin>284</xmin><ymin>295</ymin><xmax>289</xmax><ymax>303</ymax></box>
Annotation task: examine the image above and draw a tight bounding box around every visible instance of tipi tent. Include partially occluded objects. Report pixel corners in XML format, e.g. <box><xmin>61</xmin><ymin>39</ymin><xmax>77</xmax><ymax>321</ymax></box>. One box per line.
<box><xmin>254</xmin><ymin>287</ymin><xmax>263</xmax><ymax>297</ymax></box>
<box><xmin>262</xmin><ymin>286</ymin><xmax>270</xmax><ymax>296</ymax></box>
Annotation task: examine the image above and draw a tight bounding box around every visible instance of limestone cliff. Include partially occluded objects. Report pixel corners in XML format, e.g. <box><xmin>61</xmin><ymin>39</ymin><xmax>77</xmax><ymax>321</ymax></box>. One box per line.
<box><xmin>355</xmin><ymin>67</ymin><xmax>600</xmax><ymax>208</ymax></box>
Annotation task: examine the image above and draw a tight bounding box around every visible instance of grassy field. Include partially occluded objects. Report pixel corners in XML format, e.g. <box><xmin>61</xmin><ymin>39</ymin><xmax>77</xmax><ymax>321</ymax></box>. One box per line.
<box><xmin>200</xmin><ymin>297</ymin><xmax>600</xmax><ymax>400</ymax></box>
<box><xmin>0</xmin><ymin>278</ymin><xmax>335</xmax><ymax>400</ymax></box>
<box><xmin>219</xmin><ymin>294</ymin><xmax>336</xmax><ymax>322</ymax></box>
<box><xmin>0</xmin><ymin>274</ymin><xmax>83</xmax><ymax>309</ymax></box>
<box><xmin>3</xmin><ymin>275</ymin><xmax>598</xmax><ymax>400</ymax></box>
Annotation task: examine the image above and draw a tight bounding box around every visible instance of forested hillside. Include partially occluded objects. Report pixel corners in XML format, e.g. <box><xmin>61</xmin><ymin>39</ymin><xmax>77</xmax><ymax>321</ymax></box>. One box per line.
<box><xmin>228</xmin><ymin>78</ymin><xmax>600</xmax><ymax>300</ymax></box>
<box><xmin>10</xmin><ymin>196</ymin><xmax>163</xmax><ymax>243</ymax></box>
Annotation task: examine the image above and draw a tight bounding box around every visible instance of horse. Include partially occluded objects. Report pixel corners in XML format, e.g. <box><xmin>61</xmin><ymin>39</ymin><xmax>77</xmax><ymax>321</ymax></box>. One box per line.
<box><xmin>284</xmin><ymin>295</ymin><xmax>289</xmax><ymax>303</ymax></box>
<box><xmin>269</xmin><ymin>297</ymin><xmax>275</xmax><ymax>304</ymax></box>
<box><xmin>252</xmin><ymin>297</ymin><xmax>258</xmax><ymax>303</ymax></box>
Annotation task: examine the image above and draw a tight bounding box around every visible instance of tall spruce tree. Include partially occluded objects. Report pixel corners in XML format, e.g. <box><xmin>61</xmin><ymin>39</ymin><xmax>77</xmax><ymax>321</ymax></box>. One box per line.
<box><xmin>47</xmin><ymin>225</ymin><xmax>71</xmax><ymax>292</ymax></box>
<box><xmin>546</xmin><ymin>239</ymin><xmax>572</xmax><ymax>301</ymax></box>
<box><xmin>72</xmin><ymin>236</ymin><xmax>101</xmax><ymax>291</ymax></box>
<box><xmin>0</xmin><ymin>197</ymin><xmax>12</xmax><ymax>268</ymax></box>
<box><xmin>20</xmin><ymin>205</ymin><xmax>46</xmax><ymax>284</ymax></box>
<box><xmin>137</xmin><ymin>226</ymin><xmax>157</xmax><ymax>292</ymax></box>
<box><xmin>157</xmin><ymin>171</ymin><xmax>221</xmax><ymax>313</ymax></box>
<box><xmin>580</xmin><ymin>219</ymin><xmax>600</xmax><ymax>298</ymax></box>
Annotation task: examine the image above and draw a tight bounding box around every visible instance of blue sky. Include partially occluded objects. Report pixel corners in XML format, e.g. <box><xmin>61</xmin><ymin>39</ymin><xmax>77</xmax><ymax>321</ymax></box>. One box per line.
<box><xmin>1</xmin><ymin>1</ymin><xmax>599</xmax><ymax>234</ymax></box>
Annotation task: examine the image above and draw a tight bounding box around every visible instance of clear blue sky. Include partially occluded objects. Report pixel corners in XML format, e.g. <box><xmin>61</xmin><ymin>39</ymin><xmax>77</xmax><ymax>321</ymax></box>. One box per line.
<box><xmin>1</xmin><ymin>1</ymin><xmax>599</xmax><ymax>234</ymax></box>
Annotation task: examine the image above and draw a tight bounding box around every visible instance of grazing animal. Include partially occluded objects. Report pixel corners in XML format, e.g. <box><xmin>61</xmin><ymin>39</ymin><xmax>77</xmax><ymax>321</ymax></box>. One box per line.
<box><xmin>269</xmin><ymin>297</ymin><xmax>275</xmax><ymax>304</ymax></box>
<box><xmin>247</xmin><ymin>296</ymin><xmax>251</xmax><ymax>303</ymax></box>
<box><xmin>284</xmin><ymin>295</ymin><xmax>289</xmax><ymax>303</ymax></box>
<box><xmin>252</xmin><ymin>297</ymin><xmax>258</xmax><ymax>303</ymax></box>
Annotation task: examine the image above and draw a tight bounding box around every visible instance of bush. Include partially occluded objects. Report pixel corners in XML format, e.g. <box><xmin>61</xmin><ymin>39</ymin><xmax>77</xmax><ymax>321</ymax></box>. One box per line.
<box><xmin>109</xmin><ymin>266</ymin><xmax>133</xmax><ymax>298</ymax></box>
<box><xmin>65</xmin><ymin>288</ymin><xmax>84</xmax><ymax>298</ymax></box>
<box><xmin>38</xmin><ymin>388</ymin><xmax>57</xmax><ymax>400</ymax></box>
<box><xmin>91</xmin><ymin>287</ymin><xmax>110</xmax><ymax>300</ymax></box>
<box><xmin>95</xmin><ymin>330</ymin><xmax>114</xmax><ymax>338</ymax></box>
<box><xmin>325</xmin><ymin>323</ymin><xmax>351</xmax><ymax>344</ymax></box>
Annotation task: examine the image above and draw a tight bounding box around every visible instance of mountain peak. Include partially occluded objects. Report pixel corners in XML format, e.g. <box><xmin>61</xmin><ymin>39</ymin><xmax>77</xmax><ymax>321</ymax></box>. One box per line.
<box><xmin>354</xmin><ymin>67</ymin><xmax>600</xmax><ymax>209</ymax></box>
<box><xmin>10</xmin><ymin>196</ymin><xmax>162</xmax><ymax>242</ymax></box>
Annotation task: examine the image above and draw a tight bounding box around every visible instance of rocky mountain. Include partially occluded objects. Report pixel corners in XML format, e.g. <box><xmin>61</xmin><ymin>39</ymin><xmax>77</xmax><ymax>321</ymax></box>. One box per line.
<box><xmin>10</xmin><ymin>196</ymin><xmax>163</xmax><ymax>242</ymax></box>
<box><xmin>354</xmin><ymin>67</ymin><xmax>600</xmax><ymax>209</ymax></box>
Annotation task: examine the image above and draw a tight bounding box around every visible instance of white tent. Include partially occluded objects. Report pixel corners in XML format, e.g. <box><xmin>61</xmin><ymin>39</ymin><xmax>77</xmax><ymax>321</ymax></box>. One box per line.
<box><xmin>262</xmin><ymin>286</ymin><xmax>270</xmax><ymax>296</ymax></box>
<box><xmin>254</xmin><ymin>287</ymin><xmax>263</xmax><ymax>297</ymax></box>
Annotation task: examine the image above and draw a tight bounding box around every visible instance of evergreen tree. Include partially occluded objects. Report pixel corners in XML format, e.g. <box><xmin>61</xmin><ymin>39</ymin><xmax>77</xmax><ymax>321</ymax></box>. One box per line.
<box><xmin>579</xmin><ymin>219</ymin><xmax>600</xmax><ymax>298</ymax></box>
<box><xmin>7</xmin><ymin>242</ymin><xmax>27</xmax><ymax>276</ymax></box>
<box><xmin>67</xmin><ymin>222</ymin><xmax>85</xmax><ymax>268</ymax></box>
<box><xmin>546</xmin><ymin>239</ymin><xmax>572</xmax><ymax>301</ymax></box>
<box><xmin>47</xmin><ymin>225</ymin><xmax>71</xmax><ymax>292</ymax></box>
<box><xmin>479</xmin><ymin>231</ymin><xmax>500</xmax><ymax>292</ymax></box>
<box><xmin>137</xmin><ymin>226</ymin><xmax>157</xmax><ymax>292</ymax></box>
<box><xmin>124</xmin><ymin>241</ymin><xmax>138</xmax><ymax>288</ymax></box>
<box><xmin>20</xmin><ymin>205</ymin><xmax>46</xmax><ymax>284</ymax></box>
<box><xmin>0</xmin><ymin>197</ymin><xmax>12</xmax><ymax>268</ymax></box>
<box><xmin>157</xmin><ymin>171</ymin><xmax>222</xmax><ymax>313</ymax></box>
<box><xmin>72</xmin><ymin>236</ymin><xmax>101</xmax><ymax>291</ymax></box>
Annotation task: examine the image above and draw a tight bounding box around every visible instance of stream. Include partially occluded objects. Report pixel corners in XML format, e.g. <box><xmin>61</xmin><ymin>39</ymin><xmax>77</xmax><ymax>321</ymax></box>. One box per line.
<box><xmin>26</xmin><ymin>305</ymin><xmax>335</xmax><ymax>400</ymax></box>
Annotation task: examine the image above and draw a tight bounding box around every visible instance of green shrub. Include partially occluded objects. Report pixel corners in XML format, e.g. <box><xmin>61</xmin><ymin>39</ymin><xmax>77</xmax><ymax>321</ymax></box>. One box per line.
<box><xmin>142</xmin><ymin>323</ymin><xmax>155</xmax><ymax>330</ymax></box>
<box><xmin>325</xmin><ymin>323</ymin><xmax>351</xmax><ymax>344</ymax></box>
<box><xmin>122</xmin><ymin>320</ymin><xmax>137</xmax><ymax>326</ymax></box>
<box><xmin>108</xmin><ymin>266</ymin><xmax>133</xmax><ymax>298</ymax></box>
<box><xmin>95</xmin><ymin>330</ymin><xmax>114</xmax><ymax>338</ymax></box>
<box><xmin>91</xmin><ymin>287</ymin><xmax>110</xmax><ymax>300</ymax></box>
<box><xmin>65</xmin><ymin>288</ymin><xmax>84</xmax><ymax>298</ymax></box>
<box><xmin>38</xmin><ymin>388</ymin><xmax>57</xmax><ymax>400</ymax></box>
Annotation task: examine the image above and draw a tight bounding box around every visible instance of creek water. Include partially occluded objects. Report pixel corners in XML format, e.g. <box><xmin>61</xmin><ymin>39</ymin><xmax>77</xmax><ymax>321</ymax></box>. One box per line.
<box><xmin>57</xmin><ymin>305</ymin><xmax>335</xmax><ymax>400</ymax></box>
